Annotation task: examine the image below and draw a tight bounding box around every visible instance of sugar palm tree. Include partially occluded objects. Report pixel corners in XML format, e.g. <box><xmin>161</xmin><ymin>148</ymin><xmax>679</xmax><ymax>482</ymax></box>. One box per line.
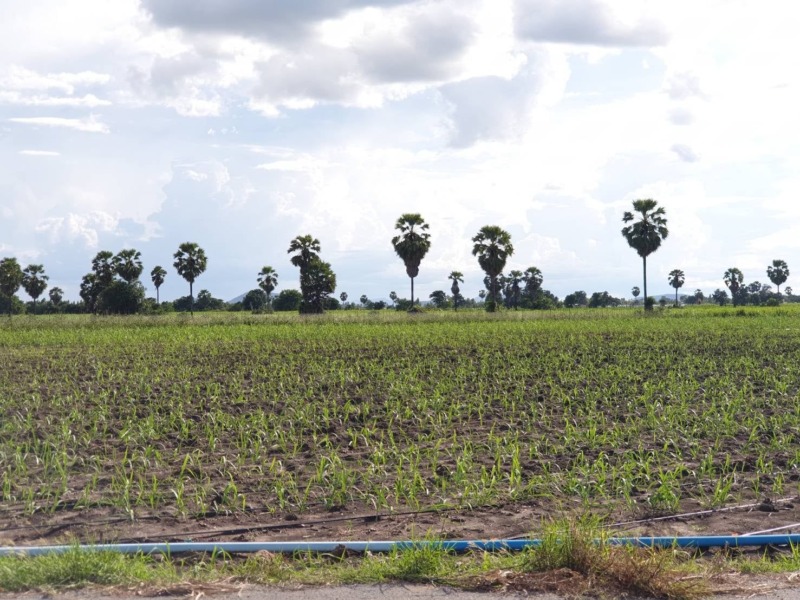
<box><xmin>173</xmin><ymin>242</ymin><xmax>208</xmax><ymax>315</ymax></box>
<box><xmin>391</xmin><ymin>214</ymin><xmax>431</xmax><ymax>307</ymax></box>
<box><xmin>448</xmin><ymin>271</ymin><xmax>464</xmax><ymax>311</ymax></box>
<box><xmin>150</xmin><ymin>266</ymin><xmax>166</xmax><ymax>304</ymax></box>
<box><xmin>113</xmin><ymin>249</ymin><xmax>143</xmax><ymax>284</ymax></box>
<box><xmin>767</xmin><ymin>259</ymin><xmax>789</xmax><ymax>295</ymax></box>
<box><xmin>723</xmin><ymin>268</ymin><xmax>744</xmax><ymax>306</ymax></box>
<box><xmin>621</xmin><ymin>199</ymin><xmax>668</xmax><ymax>311</ymax></box>
<box><xmin>472</xmin><ymin>225</ymin><xmax>513</xmax><ymax>312</ymax></box>
<box><xmin>257</xmin><ymin>266</ymin><xmax>278</xmax><ymax>306</ymax></box>
<box><xmin>668</xmin><ymin>269</ymin><xmax>685</xmax><ymax>307</ymax></box>
<box><xmin>21</xmin><ymin>264</ymin><xmax>48</xmax><ymax>315</ymax></box>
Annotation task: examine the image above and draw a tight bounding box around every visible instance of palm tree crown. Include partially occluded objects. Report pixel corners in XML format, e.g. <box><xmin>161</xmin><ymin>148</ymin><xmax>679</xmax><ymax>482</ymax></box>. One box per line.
<box><xmin>288</xmin><ymin>235</ymin><xmax>321</xmax><ymax>270</ymax></box>
<box><xmin>150</xmin><ymin>266</ymin><xmax>167</xmax><ymax>304</ymax></box>
<box><xmin>621</xmin><ymin>199</ymin><xmax>668</xmax><ymax>310</ymax></box>
<box><xmin>723</xmin><ymin>267</ymin><xmax>744</xmax><ymax>305</ymax></box>
<box><xmin>257</xmin><ymin>266</ymin><xmax>278</xmax><ymax>300</ymax></box>
<box><xmin>668</xmin><ymin>268</ymin><xmax>685</xmax><ymax>306</ymax></box>
<box><xmin>391</xmin><ymin>214</ymin><xmax>431</xmax><ymax>306</ymax></box>
<box><xmin>472</xmin><ymin>225</ymin><xmax>513</xmax><ymax>311</ymax></box>
<box><xmin>173</xmin><ymin>242</ymin><xmax>208</xmax><ymax>314</ymax></box>
<box><xmin>767</xmin><ymin>259</ymin><xmax>789</xmax><ymax>295</ymax></box>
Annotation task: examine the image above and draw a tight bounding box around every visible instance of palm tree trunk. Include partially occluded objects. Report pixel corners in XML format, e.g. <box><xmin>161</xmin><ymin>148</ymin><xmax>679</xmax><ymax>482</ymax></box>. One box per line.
<box><xmin>675</xmin><ymin>287</ymin><xmax>678</xmax><ymax>307</ymax></box>
<box><xmin>190</xmin><ymin>282</ymin><xmax>194</xmax><ymax>316</ymax></box>
<box><xmin>642</xmin><ymin>256</ymin><xmax>649</xmax><ymax>311</ymax></box>
<box><xmin>156</xmin><ymin>287</ymin><xmax>160</xmax><ymax>304</ymax></box>
<box><xmin>411</xmin><ymin>276</ymin><xmax>415</xmax><ymax>307</ymax></box>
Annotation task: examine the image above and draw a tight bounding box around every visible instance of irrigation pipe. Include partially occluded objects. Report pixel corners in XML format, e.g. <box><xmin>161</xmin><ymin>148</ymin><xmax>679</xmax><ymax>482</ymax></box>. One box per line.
<box><xmin>4</xmin><ymin>534</ymin><xmax>800</xmax><ymax>557</ymax></box>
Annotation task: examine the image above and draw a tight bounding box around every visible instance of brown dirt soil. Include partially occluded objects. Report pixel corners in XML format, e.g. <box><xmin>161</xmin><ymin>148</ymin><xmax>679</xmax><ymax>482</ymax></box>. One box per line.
<box><xmin>3</xmin><ymin>495</ymin><xmax>800</xmax><ymax>547</ymax></box>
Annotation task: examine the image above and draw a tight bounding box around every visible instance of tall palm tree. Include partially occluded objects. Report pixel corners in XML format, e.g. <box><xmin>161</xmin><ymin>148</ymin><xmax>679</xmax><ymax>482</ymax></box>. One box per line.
<box><xmin>472</xmin><ymin>225</ymin><xmax>513</xmax><ymax>312</ymax></box>
<box><xmin>288</xmin><ymin>235</ymin><xmax>325</xmax><ymax>313</ymax></box>
<box><xmin>257</xmin><ymin>266</ymin><xmax>278</xmax><ymax>307</ymax></box>
<box><xmin>0</xmin><ymin>257</ymin><xmax>23</xmax><ymax>317</ymax></box>
<box><xmin>448</xmin><ymin>271</ymin><xmax>464</xmax><ymax>311</ymax></box>
<box><xmin>621</xmin><ymin>199</ymin><xmax>668</xmax><ymax>311</ymax></box>
<box><xmin>507</xmin><ymin>270</ymin><xmax>524</xmax><ymax>309</ymax></box>
<box><xmin>767</xmin><ymin>259</ymin><xmax>789</xmax><ymax>295</ymax></box>
<box><xmin>113</xmin><ymin>249</ymin><xmax>143</xmax><ymax>284</ymax></box>
<box><xmin>391</xmin><ymin>214</ymin><xmax>431</xmax><ymax>307</ymax></box>
<box><xmin>723</xmin><ymin>268</ymin><xmax>744</xmax><ymax>306</ymax></box>
<box><xmin>150</xmin><ymin>266</ymin><xmax>167</xmax><ymax>304</ymax></box>
<box><xmin>173</xmin><ymin>242</ymin><xmax>208</xmax><ymax>315</ymax></box>
<box><xmin>668</xmin><ymin>269</ymin><xmax>685</xmax><ymax>307</ymax></box>
<box><xmin>21</xmin><ymin>264</ymin><xmax>48</xmax><ymax>315</ymax></box>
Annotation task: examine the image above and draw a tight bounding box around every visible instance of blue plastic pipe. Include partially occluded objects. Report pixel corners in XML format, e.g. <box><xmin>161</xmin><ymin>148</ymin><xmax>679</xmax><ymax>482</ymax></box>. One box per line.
<box><xmin>2</xmin><ymin>535</ymin><xmax>800</xmax><ymax>557</ymax></box>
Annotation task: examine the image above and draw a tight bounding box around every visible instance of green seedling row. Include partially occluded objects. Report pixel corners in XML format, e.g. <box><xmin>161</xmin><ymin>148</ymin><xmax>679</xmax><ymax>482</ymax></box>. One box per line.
<box><xmin>1</xmin><ymin>307</ymin><xmax>799</xmax><ymax>525</ymax></box>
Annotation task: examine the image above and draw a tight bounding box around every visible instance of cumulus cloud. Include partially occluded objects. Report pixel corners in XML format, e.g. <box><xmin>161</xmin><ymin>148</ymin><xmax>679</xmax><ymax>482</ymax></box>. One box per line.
<box><xmin>515</xmin><ymin>0</ymin><xmax>669</xmax><ymax>47</ymax></box>
<box><xmin>670</xmin><ymin>143</ymin><xmax>698</xmax><ymax>163</ymax></box>
<box><xmin>8</xmin><ymin>116</ymin><xmax>110</xmax><ymax>133</ymax></box>
<box><xmin>35</xmin><ymin>211</ymin><xmax>120</xmax><ymax>247</ymax></box>
<box><xmin>141</xmin><ymin>0</ymin><xmax>418</xmax><ymax>44</ymax></box>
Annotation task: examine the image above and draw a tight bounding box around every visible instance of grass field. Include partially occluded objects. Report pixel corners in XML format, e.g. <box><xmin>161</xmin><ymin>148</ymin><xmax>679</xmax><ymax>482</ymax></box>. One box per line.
<box><xmin>2</xmin><ymin>306</ymin><xmax>800</xmax><ymax>547</ymax></box>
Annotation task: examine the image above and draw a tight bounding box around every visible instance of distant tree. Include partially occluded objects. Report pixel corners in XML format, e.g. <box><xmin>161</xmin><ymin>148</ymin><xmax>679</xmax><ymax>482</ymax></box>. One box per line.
<box><xmin>98</xmin><ymin>280</ymin><xmax>145</xmax><ymax>314</ymax></box>
<box><xmin>588</xmin><ymin>291</ymin><xmax>622</xmax><ymax>308</ymax></box>
<box><xmin>429</xmin><ymin>290</ymin><xmax>448</xmax><ymax>309</ymax></box>
<box><xmin>360</xmin><ymin>294</ymin><xmax>369</xmax><ymax>307</ymax></box>
<box><xmin>478</xmin><ymin>289</ymin><xmax>486</xmax><ymax>301</ymax></box>
<box><xmin>21</xmin><ymin>264</ymin><xmax>48</xmax><ymax>315</ymax></box>
<box><xmin>49</xmin><ymin>286</ymin><xmax>64</xmax><ymax>307</ymax></box>
<box><xmin>389</xmin><ymin>290</ymin><xmax>398</xmax><ymax>307</ymax></box>
<box><xmin>150</xmin><ymin>266</ymin><xmax>166</xmax><ymax>304</ymax></box>
<box><xmin>257</xmin><ymin>266</ymin><xmax>278</xmax><ymax>307</ymax></box>
<box><xmin>505</xmin><ymin>270</ymin><xmax>523</xmax><ymax>310</ymax></box>
<box><xmin>786</xmin><ymin>286</ymin><xmax>794</xmax><ymax>301</ymax></box>
<box><xmin>631</xmin><ymin>286</ymin><xmax>640</xmax><ymax>304</ymax></box>
<box><xmin>767</xmin><ymin>259</ymin><xmax>789</xmax><ymax>295</ymax></box>
<box><xmin>173</xmin><ymin>242</ymin><xmax>208</xmax><ymax>315</ymax></box>
<box><xmin>448</xmin><ymin>271</ymin><xmax>464</xmax><ymax>311</ymax></box>
<box><xmin>302</xmin><ymin>258</ymin><xmax>336</xmax><ymax>314</ymax></box>
<box><xmin>195</xmin><ymin>289</ymin><xmax>226</xmax><ymax>311</ymax></box>
<box><xmin>723</xmin><ymin>268</ymin><xmax>744</xmax><ymax>307</ymax></box>
<box><xmin>391</xmin><ymin>213</ymin><xmax>431</xmax><ymax>308</ymax></box>
<box><xmin>472</xmin><ymin>225</ymin><xmax>513</xmax><ymax>312</ymax></box>
<box><xmin>340</xmin><ymin>291</ymin><xmax>348</xmax><ymax>303</ymax></box>
<box><xmin>693</xmin><ymin>289</ymin><xmax>704</xmax><ymax>304</ymax></box>
<box><xmin>288</xmin><ymin>234</ymin><xmax>327</xmax><ymax>313</ymax></box>
<box><xmin>712</xmin><ymin>288</ymin><xmax>729</xmax><ymax>306</ymax></box>
<box><xmin>523</xmin><ymin>267</ymin><xmax>543</xmax><ymax>306</ymax></box>
<box><xmin>0</xmin><ymin>258</ymin><xmax>24</xmax><ymax>317</ymax></box>
<box><xmin>272</xmin><ymin>289</ymin><xmax>303</xmax><ymax>312</ymax></box>
<box><xmin>79</xmin><ymin>273</ymin><xmax>100</xmax><ymax>313</ymax></box>
<box><xmin>113</xmin><ymin>249</ymin><xmax>143</xmax><ymax>284</ymax></box>
<box><xmin>564</xmin><ymin>290</ymin><xmax>588</xmax><ymax>308</ymax></box>
<box><xmin>91</xmin><ymin>251</ymin><xmax>116</xmax><ymax>289</ymax></box>
<box><xmin>621</xmin><ymin>199</ymin><xmax>668</xmax><ymax>311</ymax></box>
<box><xmin>243</xmin><ymin>288</ymin><xmax>268</xmax><ymax>311</ymax></box>
<box><xmin>668</xmin><ymin>269</ymin><xmax>685</xmax><ymax>307</ymax></box>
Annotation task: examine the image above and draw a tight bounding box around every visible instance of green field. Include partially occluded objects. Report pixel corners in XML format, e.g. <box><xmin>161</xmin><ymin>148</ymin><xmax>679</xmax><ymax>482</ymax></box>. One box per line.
<box><xmin>2</xmin><ymin>306</ymin><xmax>800</xmax><ymax>542</ymax></box>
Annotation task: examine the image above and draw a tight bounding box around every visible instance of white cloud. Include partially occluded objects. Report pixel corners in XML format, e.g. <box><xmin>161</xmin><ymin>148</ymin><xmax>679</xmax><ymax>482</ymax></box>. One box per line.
<box><xmin>19</xmin><ymin>150</ymin><xmax>60</xmax><ymax>157</ymax></box>
<box><xmin>8</xmin><ymin>116</ymin><xmax>110</xmax><ymax>133</ymax></box>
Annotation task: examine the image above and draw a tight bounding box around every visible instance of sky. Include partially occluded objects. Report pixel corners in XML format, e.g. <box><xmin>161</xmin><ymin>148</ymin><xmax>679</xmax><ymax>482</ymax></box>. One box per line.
<box><xmin>1</xmin><ymin>0</ymin><xmax>799</xmax><ymax>303</ymax></box>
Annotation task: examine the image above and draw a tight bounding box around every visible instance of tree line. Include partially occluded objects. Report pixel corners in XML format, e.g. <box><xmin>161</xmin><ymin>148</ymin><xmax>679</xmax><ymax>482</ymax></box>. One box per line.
<box><xmin>0</xmin><ymin>201</ymin><xmax>793</xmax><ymax>315</ymax></box>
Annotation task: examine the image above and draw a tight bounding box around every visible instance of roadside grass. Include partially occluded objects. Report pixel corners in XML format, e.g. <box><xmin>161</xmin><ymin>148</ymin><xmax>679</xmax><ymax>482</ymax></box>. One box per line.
<box><xmin>7</xmin><ymin>519</ymin><xmax>780</xmax><ymax>598</ymax></box>
<box><xmin>2</xmin><ymin>535</ymin><xmax>799</xmax><ymax>598</ymax></box>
